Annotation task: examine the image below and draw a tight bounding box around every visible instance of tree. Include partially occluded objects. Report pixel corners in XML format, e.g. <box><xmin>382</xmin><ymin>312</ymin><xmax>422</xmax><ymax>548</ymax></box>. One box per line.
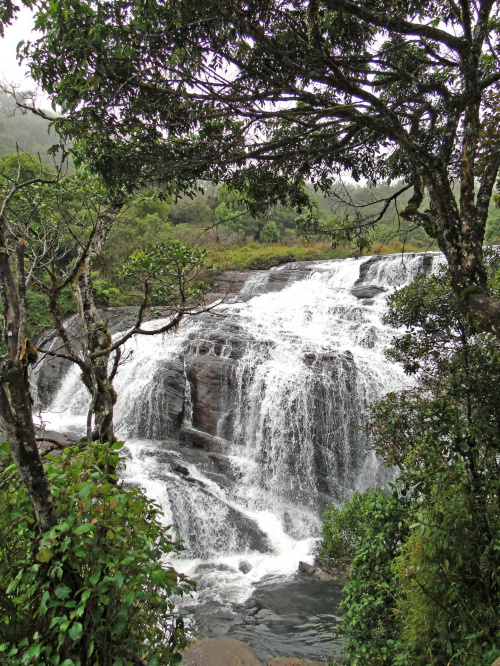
<box><xmin>0</xmin><ymin>151</ymin><xmax>64</xmax><ymax>533</ymax></box>
<box><xmin>0</xmin><ymin>149</ymin><xmax>214</xmax><ymax>539</ymax></box>
<box><xmin>1</xmin><ymin>157</ymin><xmax>213</xmax><ymax>445</ymax></box>
<box><xmin>17</xmin><ymin>0</ymin><xmax>500</xmax><ymax>335</ymax></box>
<box><xmin>259</xmin><ymin>221</ymin><xmax>281</xmax><ymax>243</ymax></box>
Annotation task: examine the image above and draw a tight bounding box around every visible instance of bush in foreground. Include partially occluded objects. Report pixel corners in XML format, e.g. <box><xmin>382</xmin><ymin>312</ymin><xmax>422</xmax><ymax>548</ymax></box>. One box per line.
<box><xmin>0</xmin><ymin>441</ymin><xmax>193</xmax><ymax>665</ymax></box>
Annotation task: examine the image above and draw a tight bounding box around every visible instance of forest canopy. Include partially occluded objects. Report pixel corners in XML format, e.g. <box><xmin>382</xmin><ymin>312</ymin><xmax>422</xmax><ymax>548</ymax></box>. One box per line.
<box><xmin>7</xmin><ymin>0</ymin><xmax>500</xmax><ymax>335</ymax></box>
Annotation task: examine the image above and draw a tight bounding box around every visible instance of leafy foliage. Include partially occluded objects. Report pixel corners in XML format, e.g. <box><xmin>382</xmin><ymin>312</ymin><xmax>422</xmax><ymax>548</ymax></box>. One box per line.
<box><xmin>321</xmin><ymin>261</ymin><xmax>500</xmax><ymax>665</ymax></box>
<box><xmin>23</xmin><ymin>0</ymin><xmax>500</xmax><ymax>334</ymax></box>
<box><xmin>336</xmin><ymin>489</ymin><xmax>411</xmax><ymax>665</ymax></box>
<box><xmin>318</xmin><ymin>489</ymin><xmax>401</xmax><ymax>572</ymax></box>
<box><xmin>259</xmin><ymin>221</ymin><xmax>281</xmax><ymax>243</ymax></box>
<box><xmin>121</xmin><ymin>241</ymin><xmax>209</xmax><ymax>306</ymax></box>
<box><xmin>0</xmin><ymin>441</ymin><xmax>193</xmax><ymax>665</ymax></box>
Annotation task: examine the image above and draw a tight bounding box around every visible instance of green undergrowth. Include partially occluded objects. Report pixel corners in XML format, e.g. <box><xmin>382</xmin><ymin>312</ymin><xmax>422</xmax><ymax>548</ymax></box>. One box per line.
<box><xmin>208</xmin><ymin>240</ymin><xmax>346</xmax><ymax>270</ymax></box>
<box><xmin>320</xmin><ymin>260</ymin><xmax>500</xmax><ymax>666</ymax></box>
<box><xmin>0</xmin><ymin>442</ymin><xmax>194</xmax><ymax>666</ymax></box>
<box><xmin>207</xmin><ymin>239</ymin><xmax>429</xmax><ymax>271</ymax></box>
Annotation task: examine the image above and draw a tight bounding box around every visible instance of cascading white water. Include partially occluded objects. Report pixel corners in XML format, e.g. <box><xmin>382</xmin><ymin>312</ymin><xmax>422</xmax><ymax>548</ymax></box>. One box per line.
<box><xmin>34</xmin><ymin>252</ymin><xmax>442</xmax><ymax>606</ymax></box>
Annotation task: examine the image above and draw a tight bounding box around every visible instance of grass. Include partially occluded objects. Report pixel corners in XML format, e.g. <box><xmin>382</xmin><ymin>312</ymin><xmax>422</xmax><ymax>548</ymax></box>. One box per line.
<box><xmin>206</xmin><ymin>238</ymin><xmax>435</xmax><ymax>271</ymax></box>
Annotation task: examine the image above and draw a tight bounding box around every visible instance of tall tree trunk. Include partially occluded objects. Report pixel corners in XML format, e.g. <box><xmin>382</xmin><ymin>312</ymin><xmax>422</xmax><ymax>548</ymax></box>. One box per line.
<box><xmin>0</xmin><ymin>361</ymin><xmax>57</xmax><ymax>532</ymax></box>
<box><xmin>73</xmin><ymin>216</ymin><xmax>117</xmax><ymax>444</ymax></box>
<box><xmin>0</xmin><ymin>227</ymin><xmax>57</xmax><ymax>532</ymax></box>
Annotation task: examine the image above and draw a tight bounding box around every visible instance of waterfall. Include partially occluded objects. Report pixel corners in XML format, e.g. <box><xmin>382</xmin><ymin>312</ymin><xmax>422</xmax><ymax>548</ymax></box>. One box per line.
<box><xmin>33</xmin><ymin>251</ymin><xmax>442</xmax><ymax>605</ymax></box>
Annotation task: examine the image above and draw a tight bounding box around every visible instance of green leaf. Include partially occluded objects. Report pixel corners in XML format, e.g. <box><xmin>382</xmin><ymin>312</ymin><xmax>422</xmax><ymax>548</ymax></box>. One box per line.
<box><xmin>77</xmin><ymin>482</ymin><xmax>94</xmax><ymax>500</ymax></box>
<box><xmin>114</xmin><ymin>571</ymin><xmax>125</xmax><ymax>588</ymax></box>
<box><xmin>55</xmin><ymin>585</ymin><xmax>72</xmax><ymax>600</ymax></box>
<box><xmin>89</xmin><ymin>570</ymin><xmax>100</xmax><ymax>585</ymax></box>
<box><xmin>69</xmin><ymin>621</ymin><xmax>83</xmax><ymax>642</ymax></box>
<box><xmin>74</xmin><ymin>522</ymin><xmax>95</xmax><ymax>535</ymax></box>
<box><xmin>36</xmin><ymin>548</ymin><xmax>53</xmax><ymax>563</ymax></box>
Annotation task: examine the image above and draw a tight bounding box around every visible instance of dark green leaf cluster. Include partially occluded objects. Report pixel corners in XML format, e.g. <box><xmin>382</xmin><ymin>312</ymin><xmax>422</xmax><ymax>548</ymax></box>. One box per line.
<box><xmin>0</xmin><ymin>442</ymin><xmax>194</xmax><ymax>665</ymax></box>
<box><xmin>330</xmin><ymin>489</ymin><xmax>411</xmax><ymax>665</ymax></box>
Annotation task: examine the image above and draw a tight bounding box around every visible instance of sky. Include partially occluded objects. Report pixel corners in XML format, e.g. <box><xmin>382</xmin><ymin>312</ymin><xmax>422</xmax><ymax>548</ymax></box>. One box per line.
<box><xmin>0</xmin><ymin>6</ymin><xmax>41</xmax><ymax>91</ymax></box>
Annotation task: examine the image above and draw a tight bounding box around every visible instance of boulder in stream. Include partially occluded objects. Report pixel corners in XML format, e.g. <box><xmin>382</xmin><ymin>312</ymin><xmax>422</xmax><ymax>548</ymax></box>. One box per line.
<box><xmin>350</xmin><ymin>284</ymin><xmax>387</xmax><ymax>299</ymax></box>
<box><xmin>182</xmin><ymin>637</ymin><xmax>262</xmax><ymax>665</ymax></box>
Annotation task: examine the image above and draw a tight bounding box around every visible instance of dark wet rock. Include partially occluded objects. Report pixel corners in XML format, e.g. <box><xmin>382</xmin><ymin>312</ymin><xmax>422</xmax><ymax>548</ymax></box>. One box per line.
<box><xmin>239</xmin><ymin>561</ymin><xmax>252</xmax><ymax>574</ymax></box>
<box><xmin>188</xmin><ymin>324</ymin><xmax>250</xmax><ymax>360</ymax></box>
<box><xmin>185</xmin><ymin>475</ymin><xmax>206</xmax><ymax>488</ymax></box>
<box><xmin>210</xmin><ymin>271</ymin><xmax>261</xmax><ymax>296</ymax></box>
<box><xmin>170</xmin><ymin>481</ymin><xmax>273</xmax><ymax>556</ymax></box>
<box><xmin>195</xmin><ymin>563</ymin><xmax>238</xmax><ymax>574</ymax></box>
<box><xmin>208</xmin><ymin>452</ymin><xmax>238</xmax><ymax>480</ymax></box>
<box><xmin>316</xmin><ymin>571</ymin><xmax>333</xmax><ymax>581</ymax></box>
<box><xmin>209</xmin><ymin>262</ymin><xmax>317</xmax><ymax>299</ymax></box>
<box><xmin>180</xmin><ymin>427</ymin><xmax>224</xmax><ymax>452</ymax></box>
<box><xmin>298</xmin><ymin>562</ymin><xmax>334</xmax><ymax>582</ymax></box>
<box><xmin>351</xmin><ymin>284</ymin><xmax>387</xmax><ymax>299</ymax></box>
<box><xmin>186</xmin><ymin>354</ymin><xmax>238</xmax><ymax>437</ymax></box>
<box><xmin>354</xmin><ymin>255</ymin><xmax>384</xmax><ymax>286</ymax></box>
<box><xmin>303</xmin><ymin>349</ymin><xmax>353</xmax><ymax>367</ymax></box>
<box><xmin>298</xmin><ymin>561</ymin><xmax>317</xmax><ymax>576</ymax></box>
<box><xmin>125</xmin><ymin>356</ymin><xmax>186</xmax><ymax>439</ymax></box>
<box><xmin>174</xmin><ymin>464</ymin><xmax>190</xmax><ymax>476</ymax></box>
<box><xmin>36</xmin><ymin>429</ymin><xmax>80</xmax><ymax>457</ymax></box>
<box><xmin>182</xmin><ymin>637</ymin><xmax>262</xmax><ymax>666</ymax></box>
<box><xmin>423</xmin><ymin>254</ymin><xmax>435</xmax><ymax>272</ymax></box>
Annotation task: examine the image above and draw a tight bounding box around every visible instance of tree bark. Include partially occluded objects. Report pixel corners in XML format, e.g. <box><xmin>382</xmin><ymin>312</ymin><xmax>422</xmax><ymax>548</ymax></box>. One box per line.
<box><xmin>1</xmin><ymin>215</ymin><xmax>57</xmax><ymax>533</ymax></box>
<box><xmin>0</xmin><ymin>360</ymin><xmax>57</xmax><ymax>532</ymax></box>
<box><xmin>73</xmin><ymin>221</ymin><xmax>117</xmax><ymax>444</ymax></box>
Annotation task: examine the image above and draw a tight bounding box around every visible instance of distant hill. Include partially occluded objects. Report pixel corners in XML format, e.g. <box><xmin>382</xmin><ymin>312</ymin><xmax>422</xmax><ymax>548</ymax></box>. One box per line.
<box><xmin>0</xmin><ymin>92</ymin><xmax>59</xmax><ymax>158</ymax></box>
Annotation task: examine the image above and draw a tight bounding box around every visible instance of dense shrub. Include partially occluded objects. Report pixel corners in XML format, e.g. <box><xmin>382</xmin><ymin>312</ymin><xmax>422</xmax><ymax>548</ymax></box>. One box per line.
<box><xmin>319</xmin><ymin>488</ymin><xmax>398</xmax><ymax>571</ymax></box>
<box><xmin>0</xmin><ymin>442</ymin><xmax>194</xmax><ymax>665</ymax></box>
<box><xmin>259</xmin><ymin>221</ymin><xmax>281</xmax><ymax>243</ymax></box>
<box><xmin>321</xmin><ymin>488</ymin><xmax>411</xmax><ymax>665</ymax></box>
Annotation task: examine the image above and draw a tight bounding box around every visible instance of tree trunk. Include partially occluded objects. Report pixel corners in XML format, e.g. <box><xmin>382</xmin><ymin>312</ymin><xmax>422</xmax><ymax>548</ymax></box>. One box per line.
<box><xmin>74</xmin><ymin>254</ymin><xmax>116</xmax><ymax>444</ymax></box>
<box><xmin>0</xmin><ymin>222</ymin><xmax>57</xmax><ymax>533</ymax></box>
<box><xmin>93</xmin><ymin>377</ymin><xmax>117</xmax><ymax>444</ymax></box>
<box><xmin>0</xmin><ymin>359</ymin><xmax>57</xmax><ymax>532</ymax></box>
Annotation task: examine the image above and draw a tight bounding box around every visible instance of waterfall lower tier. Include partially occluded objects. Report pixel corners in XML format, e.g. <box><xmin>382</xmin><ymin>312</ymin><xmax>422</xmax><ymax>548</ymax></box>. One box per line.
<box><xmin>32</xmin><ymin>252</ymin><xmax>441</xmax><ymax>661</ymax></box>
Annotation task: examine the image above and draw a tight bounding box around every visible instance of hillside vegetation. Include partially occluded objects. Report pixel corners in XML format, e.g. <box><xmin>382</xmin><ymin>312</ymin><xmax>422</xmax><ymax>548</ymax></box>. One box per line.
<box><xmin>3</xmin><ymin>91</ymin><xmax>500</xmax><ymax>291</ymax></box>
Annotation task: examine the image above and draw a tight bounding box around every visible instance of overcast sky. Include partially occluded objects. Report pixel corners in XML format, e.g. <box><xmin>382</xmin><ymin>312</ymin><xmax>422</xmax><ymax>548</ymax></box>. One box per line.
<box><xmin>0</xmin><ymin>6</ymin><xmax>40</xmax><ymax>90</ymax></box>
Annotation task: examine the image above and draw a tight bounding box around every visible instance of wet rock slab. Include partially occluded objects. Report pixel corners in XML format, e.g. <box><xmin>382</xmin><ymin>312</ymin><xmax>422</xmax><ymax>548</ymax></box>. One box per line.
<box><xmin>350</xmin><ymin>284</ymin><xmax>387</xmax><ymax>299</ymax></box>
<box><xmin>36</xmin><ymin>429</ymin><xmax>80</xmax><ymax>457</ymax></box>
